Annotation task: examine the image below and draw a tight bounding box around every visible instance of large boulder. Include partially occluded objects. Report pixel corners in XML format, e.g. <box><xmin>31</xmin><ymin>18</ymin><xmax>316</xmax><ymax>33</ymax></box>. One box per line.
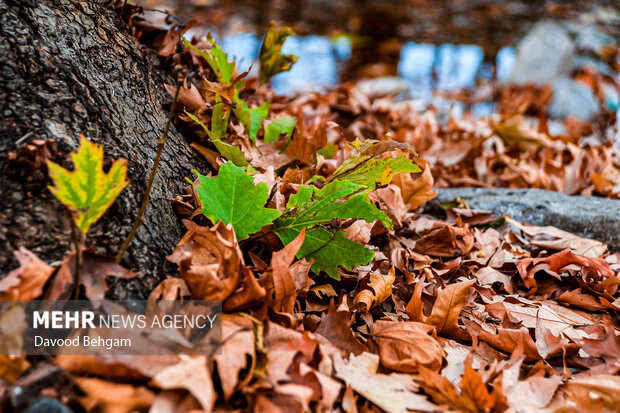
<box><xmin>434</xmin><ymin>188</ymin><xmax>620</xmax><ymax>252</ymax></box>
<box><xmin>507</xmin><ymin>20</ymin><xmax>575</xmax><ymax>85</ymax></box>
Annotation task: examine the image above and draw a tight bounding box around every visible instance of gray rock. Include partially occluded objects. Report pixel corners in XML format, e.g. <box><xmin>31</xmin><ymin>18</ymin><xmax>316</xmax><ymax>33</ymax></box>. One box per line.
<box><xmin>434</xmin><ymin>188</ymin><xmax>620</xmax><ymax>252</ymax></box>
<box><xmin>548</xmin><ymin>77</ymin><xmax>600</xmax><ymax>120</ymax></box>
<box><xmin>507</xmin><ymin>20</ymin><xmax>574</xmax><ymax>85</ymax></box>
<box><xmin>573</xmin><ymin>25</ymin><xmax>617</xmax><ymax>54</ymax></box>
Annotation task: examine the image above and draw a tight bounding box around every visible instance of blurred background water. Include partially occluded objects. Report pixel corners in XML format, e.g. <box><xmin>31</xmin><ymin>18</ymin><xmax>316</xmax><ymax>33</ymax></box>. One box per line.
<box><xmin>137</xmin><ymin>0</ymin><xmax>619</xmax><ymax>118</ymax></box>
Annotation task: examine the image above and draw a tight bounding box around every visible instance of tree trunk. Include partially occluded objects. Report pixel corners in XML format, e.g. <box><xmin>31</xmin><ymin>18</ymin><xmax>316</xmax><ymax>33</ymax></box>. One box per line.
<box><xmin>0</xmin><ymin>0</ymin><xmax>205</xmax><ymax>281</ymax></box>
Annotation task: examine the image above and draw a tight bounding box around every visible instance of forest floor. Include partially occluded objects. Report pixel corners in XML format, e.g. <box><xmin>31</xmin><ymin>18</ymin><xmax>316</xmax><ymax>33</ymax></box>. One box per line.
<box><xmin>2</xmin><ymin>1</ymin><xmax>620</xmax><ymax>412</ymax></box>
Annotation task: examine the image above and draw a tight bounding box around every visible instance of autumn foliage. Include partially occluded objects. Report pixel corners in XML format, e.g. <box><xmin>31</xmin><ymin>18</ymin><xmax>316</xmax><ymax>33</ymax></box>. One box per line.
<box><xmin>2</xmin><ymin>3</ymin><xmax>620</xmax><ymax>413</ymax></box>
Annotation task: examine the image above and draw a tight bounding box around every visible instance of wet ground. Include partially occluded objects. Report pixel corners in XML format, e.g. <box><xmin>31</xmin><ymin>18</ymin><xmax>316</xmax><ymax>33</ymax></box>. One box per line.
<box><xmin>137</xmin><ymin>0</ymin><xmax>619</xmax><ymax>118</ymax></box>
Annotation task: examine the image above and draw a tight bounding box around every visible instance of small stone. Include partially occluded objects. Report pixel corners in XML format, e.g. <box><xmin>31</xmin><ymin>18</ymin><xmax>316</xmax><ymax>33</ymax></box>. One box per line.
<box><xmin>548</xmin><ymin>77</ymin><xmax>600</xmax><ymax>120</ymax></box>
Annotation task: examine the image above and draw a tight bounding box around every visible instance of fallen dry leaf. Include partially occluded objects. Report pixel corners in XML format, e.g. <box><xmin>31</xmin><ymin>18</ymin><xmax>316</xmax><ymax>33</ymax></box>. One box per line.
<box><xmin>407</xmin><ymin>279</ymin><xmax>475</xmax><ymax>338</ymax></box>
<box><xmin>418</xmin><ymin>357</ymin><xmax>506</xmax><ymax>413</ymax></box>
<box><xmin>214</xmin><ymin>314</ymin><xmax>256</xmax><ymax>400</ymax></box>
<box><xmin>353</xmin><ymin>268</ymin><xmax>396</xmax><ymax>313</ymax></box>
<box><xmin>334</xmin><ymin>352</ymin><xmax>439</xmax><ymax>413</ymax></box>
<box><xmin>517</xmin><ymin>249</ymin><xmax>613</xmax><ymax>289</ymax></box>
<box><xmin>369</xmin><ymin>320</ymin><xmax>443</xmax><ymax>373</ymax></box>
<box><xmin>413</xmin><ymin>222</ymin><xmax>475</xmax><ymax>258</ymax></box>
<box><xmin>316</xmin><ymin>302</ymin><xmax>366</xmax><ymax>355</ymax></box>
<box><xmin>0</xmin><ymin>247</ymin><xmax>54</xmax><ymax>300</ymax></box>
<box><xmin>560</xmin><ymin>374</ymin><xmax>620</xmax><ymax>412</ymax></box>
<box><xmin>76</xmin><ymin>377</ymin><xmax>155</xmax><ymax>413</ymax></box>
<box><xmin>392</xmin><ymin>156</ymin><xmax>437</xmax><ymax>210</ymax></box>
<box><xmin>501</xmin><ymin>357</ymin><xmax>561</xmax><ymax>413</ymax></box>
<box><xmin>150</xmin><ymin>356</ymin><xmax>215</xmax><ymax>412</ymax></box>
<box><xmin>492</xmin><ymin>115</ymin><xmax>552</xmax><ymax>152</ymax></box>
<box><xmin>269</xmin><ymin>228</ymin><xmax>305</xmax><ymax>313</ymax></box>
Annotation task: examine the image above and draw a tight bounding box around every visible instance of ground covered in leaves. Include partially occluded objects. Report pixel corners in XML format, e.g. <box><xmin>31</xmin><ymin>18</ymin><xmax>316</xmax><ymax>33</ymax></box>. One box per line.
<box><xmin>2</xmin><ymin>2</ymin><xmax>620</xmax><ymax>413</ymax></box>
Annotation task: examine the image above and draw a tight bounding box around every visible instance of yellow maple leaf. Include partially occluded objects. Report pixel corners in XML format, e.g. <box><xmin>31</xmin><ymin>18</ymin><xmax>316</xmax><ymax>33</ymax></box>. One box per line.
<box><xmin>47</xmin><ymin>135</ymin><xmax>128</xmax><ymax>234</ymax></box>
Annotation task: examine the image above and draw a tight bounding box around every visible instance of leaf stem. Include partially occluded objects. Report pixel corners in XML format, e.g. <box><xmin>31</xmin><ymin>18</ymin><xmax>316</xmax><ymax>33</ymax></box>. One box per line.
<box><xmin>115</xmin><ymin>73</ymin><xmax>184</xmax><ymax>263</ymax></box>
<box><xmin>72</xmin><ymin>223</ymin><xmax>83</xmax><ymax>301</ymax></box>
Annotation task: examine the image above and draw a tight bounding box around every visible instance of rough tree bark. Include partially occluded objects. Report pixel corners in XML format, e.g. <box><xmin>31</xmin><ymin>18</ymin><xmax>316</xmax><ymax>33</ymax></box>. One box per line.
<box><xmin>0</xmin><ymin>0</ymin><xmax>205</xmax><ymax>282</ymax></box>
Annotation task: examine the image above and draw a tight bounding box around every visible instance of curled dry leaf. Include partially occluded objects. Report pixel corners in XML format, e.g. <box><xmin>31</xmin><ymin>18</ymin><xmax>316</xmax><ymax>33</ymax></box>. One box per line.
<box><xmin>556</xmin><ymin>288</ymin><xmax>608</xmax><ymax>311</ymax></box>
<box><xmin>446</xmin><ymin>208</ymin><xmax>497</xmax><ymax>226</ymax></box>
<box><xmin>167</xmin><ymin>220</ymin><xmax>265</xmax><ymax>310</ymax></box>
<box><xmin>438</xmin><ymin>338</ymin><xmax>505</xmax><ymax>384</ymax></box>
<box><xmin>166</xmin><ymin>82</ymin><xmax>205</xmax><ymax>112</ymax></box>
<box><xmin>517</xmin><ymin>249</ymin><xmax>613</xmax><ymax>289</ymax></box>
<box><xmin>0</xmin><ymin>247</ymin><xmax>54</xmax><ymax>300</ymax></box>
<box><xmin>369</xmin><ymin>320</ymin><xmax>443</xmax><ymax>373</ymax></box>
<box><xmin>283</xmin><ymin>120</ymin><xmax>330</xmax><ymax>165</ymax></box>
<box><xmin>485</xmin><ymin>298</ymin><xmax>596</xmax><ymax>342</ymax></box>
<box><xmin>167</xmin><ymin>220</ymin><xmax>243</xmax><ymax>301</ymax></box>
<box><xmin>353</xmin><ymin>268</ymin><xmax>396</xmax><ymax>313</ymax></box>
<box><xmin>370</xmin><ymin>184</ymin><xmax>409</xmax><ymax>225</ymax></box>
<box><xmin>294</xmin><ymin>363</ymin><xmax>342</xmax><ymax>410</ymax></box>
<box><xmin>578</xmin><ymin>318</ymin><xmax>620</xmax><ymax>370</ymax></box>
<box><xmin>473</xmin><ymin>266</ymin><xmax>514</xmax><ymax>294</ymax></box>
<box><xmin>391</xmin><ymin>155</ymin><xmax>437</xmax><ymax>210</ymax></box>
<box><xmin>269</xmin><ymin>228</ymin><xmax>306</xmax><ymax>313</ymax></box>
<box><xmin>344</xmin><ymin>219</ymin><xmax>373</xmax><ymax>245</ymax></box>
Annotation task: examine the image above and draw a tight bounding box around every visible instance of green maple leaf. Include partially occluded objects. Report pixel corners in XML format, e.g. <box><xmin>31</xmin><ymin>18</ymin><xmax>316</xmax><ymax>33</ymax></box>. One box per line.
<box><xmin>273</xmin><ymin>180</ymin><xmax>391</xmax><ymax>278</ymax></box>
<box><xmin>283</xmin><ymin>180</ymin><xmax>392</xmax><ymax>229</ymax></box>
<box><xmin>183</xmin><ymin>35</ymin><xmax>235</xmax><ymax>85</ymax></box>
<box><xmin>259</xmin><ymin>23</ymin><xmax>298</xmax><ymax>85</ymax></box>
<box><xmin>234</xmin><ymin>100</ymin><xmax>270</xmax><ymax>142</ymax></box>
<box><xmin>191</xmin><ymin>162</ymin><xmax>281</xmax><ymax>240</ymax></box>
<box><xmin>275</xmin><ymin>226</ymin><xmax>374</xmax><ymax>279</ymax></box>
<box><xmin>185</xmin><ymin>111</ymin><xmax>249</xmax><ymax>168</ymax></box>
<box><xmin>330</xmin><ymin>139</ymin><xmax>421</xmax><ymax>189</ymax></box>
<box><xmin>47</xmin><ymin>135</ymin><xmax>128</xmax><ymax>234</ymax></box>
<box><xmin>264</xmin><ymin>115</ymin><xmax>296</xmax><ymax>143</ymax></box>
